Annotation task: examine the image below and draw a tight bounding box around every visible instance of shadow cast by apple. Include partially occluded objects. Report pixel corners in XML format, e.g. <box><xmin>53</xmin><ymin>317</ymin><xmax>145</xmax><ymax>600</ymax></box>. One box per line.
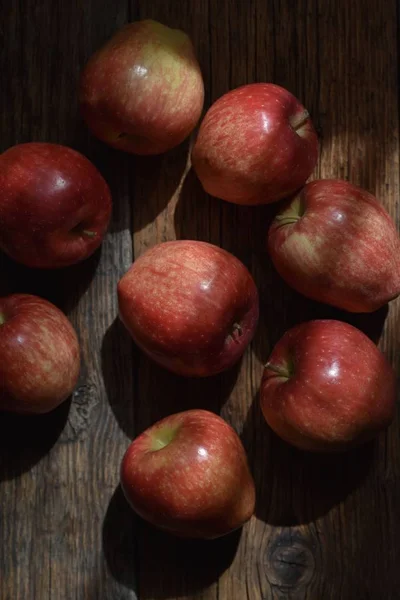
<box><xmin>174</xmin><ymin>166</ymin><xmax>278</xmax><ymax>253</ymax></box>
<box><xmin>0</xmin><ymin>398</ymin><xmax>71</xmax><ymax>482</ymax></box>
<box><xmin>134</xmin><ymin>352</ymin><xmax>242</xmax><ymax>432</ymax></box>
<box><xmin>100</xmin><ymin>318</ymin><xmax>137</xmax><ymax>440</ymax></box>
<box><xmin>130</xmin><ymin>139</ymin><xmax>190</xmax><ymax>236</ymax></box>
<box><xmin>101</xmin><ymin>318</ymin><xmax>242</xmax><ymax>440</ymax></box>
<box><xmin>102</xmin><ymin>484</ymin><xmax>241</xmax><ymax>600</ymax></box>
<box><xmin>138</xmin><ymin>523</ymin><xmax>241</xmax><ymax>600</ymax></box>
<box><xmin>0</xmin><ymin>247</ymin><xmax>101</xmax><ymax>314</ymax></box>
<box><xmin>241</xmin><ymin>392</ymin><xmax>375</xmax><ymax>526</ymax></box>
<box><xmin>72</xmin><ymin>138</ymin><xmax>137</xmax><ymax>237</ymax></box>
<box><xmin>68</xmin><ymin>133</ymin><xmax>190</xmax><ymax>238</ymax></box>
<box><xmin>250</xmin><ymin>247</ymin><xmax>390</xmax><ymax>367</ymax></box>
<box><xmin>173</xmin><ymin>167</ymin><xmax>218</xmax><ymax>244</ymax></box>
<box><xmin>102</xmin><ymin>484</ymin><xmax>138</xmax><ymax>596</ymax></box>
<box><xmin>288</xmin><ymin>295</ymin><xmax>389</xmax><ymax>345</ymax></box>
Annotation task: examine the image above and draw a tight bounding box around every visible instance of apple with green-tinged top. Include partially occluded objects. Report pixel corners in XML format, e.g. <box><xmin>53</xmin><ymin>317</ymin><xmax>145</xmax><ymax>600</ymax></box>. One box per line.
<box><xmin>191</xmin><ymin>83</ymin><xmax>318</xmax><ymax>205</ymax></box>
<box><xmin>0</xmin><ymin>143</ymin><xmax>112</xmax><ymax>269</ymax></box>
<box><xmin>79</xmin><ymin>20</ymin><xmax>204</xmax><ymax>155</ymax></box>
<box><xmin>117</xmin><ymin>240</ymin><xmax>259</xmax><ymax>377</ymax></box>
<box><xmin>120</xmin><ymin>409</ymin><xmax>256</xmax><ymax>538</ymax></box>
<box><xmin>0</xmin><ymin>294</ymin><xmax>80</xmax><ymax>414</ymax></box>
<box><xmin>260</xmin><ymin>320</ymin><xmax>396</xmax><ymax>452</ymax></box>
<box><xmin>268</xmin><ymin>179</ymin><xmax>400</xmax><ymax>312</ymax></box>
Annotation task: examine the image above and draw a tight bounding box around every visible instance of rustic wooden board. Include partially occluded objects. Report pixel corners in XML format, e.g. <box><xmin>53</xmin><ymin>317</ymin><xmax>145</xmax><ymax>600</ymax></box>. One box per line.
<box><xmin>0</xmin><ymin>1</ymin><xmax>399</xmax><ymax>599</ymax></box>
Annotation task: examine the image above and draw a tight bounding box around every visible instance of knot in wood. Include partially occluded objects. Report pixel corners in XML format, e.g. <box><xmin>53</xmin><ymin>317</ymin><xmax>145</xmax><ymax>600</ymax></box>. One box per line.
<box><xmin>265</xmin><ymin>534</ymin><xmax>315</xmax><ymax>589</ymax></box>
<box><xmin>60</xmin><ymin>383</ymin><xmax>99</xmax><ymax>443</ymax></box>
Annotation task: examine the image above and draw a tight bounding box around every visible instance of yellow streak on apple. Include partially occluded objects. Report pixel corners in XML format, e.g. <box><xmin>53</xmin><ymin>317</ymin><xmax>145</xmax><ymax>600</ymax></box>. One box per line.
<box><xmin>140</xmin><ymin>21</ymin><xmax>194</xmax><ymax>94</ymax></box>
<box><xmin>284</xmin><ymin>232</ymin><xmax>320</xmax><ymax>269</ymax></box>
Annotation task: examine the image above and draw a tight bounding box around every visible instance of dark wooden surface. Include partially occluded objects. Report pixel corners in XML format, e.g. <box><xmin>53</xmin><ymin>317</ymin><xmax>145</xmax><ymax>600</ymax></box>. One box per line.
<box><xmin>1</xmin><ymin>1</ymin><xmax>399</xmax><ymax>599</ymax></box>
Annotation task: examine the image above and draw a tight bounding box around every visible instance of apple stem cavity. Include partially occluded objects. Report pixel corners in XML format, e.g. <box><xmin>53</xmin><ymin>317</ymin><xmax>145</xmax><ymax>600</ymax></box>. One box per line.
<box><xmin>229</xmin><ymin>322</ymin><xmax>243</xmax><ymax>343</ymax></box>
<box><xmin>290</xmin><ymin>109</ymin><xmax>310</xmax><ymax>132</ymax></box>
<box><xmin>0</xmin><ymin>312</ymin><xmax>5</xmax><ymax>326</ymax></box>
<box><xmin>116</xmin><ymin>131</ymin><xmax>150</xmax><ymax>147</ymax></box>
<box><xmin>265</xmin><ymin>361</ymin><xmax>293</xmax><ymax>379</ymax></box>
<box><xmin>70</xmin><ymin>222</ymin><xmax>97</xmax><ymax>238</ymax></box>
<box><xmin>150</xmin><ymin>425</ymin><xmax>180</xmax><ymax>452</ymax></box>
<box><xmin>275</xmin><ymin>194</ymin><xmax>306</xmax><ymax>228</ymax></box>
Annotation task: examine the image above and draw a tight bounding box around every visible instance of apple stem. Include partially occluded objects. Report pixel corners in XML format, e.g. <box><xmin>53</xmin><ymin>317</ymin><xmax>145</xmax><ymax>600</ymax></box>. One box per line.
<box><xmin>82</xmin><ymin>230</ymin><xmax>97</xmax><ymax>238</ymax></box>
<box><xmin>264</xmin><ymin>362</ymin><xmax>290</xmax><ymax>378</ymax></box>
<box><xmin>274</xmin><ymin>215</ymin><xmax>301</xmax><ymax>226</ymax></box>
<box><xmin>0</xmin><ymin>313</ymin><xmax>5</xmax><ymax>326</ymax></box>
<box><xmin>290</xmin><ymin>110</ymin><xmax>310</xmax><ymax>132</ymax></box>
<box><xmin>274</xmin><ymin>195</ymin><xmax>306</xmax><ymax>228</ymax></box>
<box><xmin>230</xmin><ymin>323</ymin><xmax>243</xmax><ymax>342</ymax></box>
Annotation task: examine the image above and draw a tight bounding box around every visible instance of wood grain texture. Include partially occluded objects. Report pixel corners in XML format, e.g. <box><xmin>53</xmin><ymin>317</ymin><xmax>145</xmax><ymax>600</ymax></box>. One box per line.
<box><xmin>0</xmin><ymin>1</ymin><xmax>399</xmax><ymax>599</ymax></box>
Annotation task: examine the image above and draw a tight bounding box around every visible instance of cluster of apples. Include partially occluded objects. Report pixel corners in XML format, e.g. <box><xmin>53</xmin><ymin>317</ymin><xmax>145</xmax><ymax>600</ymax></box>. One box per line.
<box><xmin>1</xmin><ymin>19</ymin><xmax>399</xmax><ymax>540</ymax></box>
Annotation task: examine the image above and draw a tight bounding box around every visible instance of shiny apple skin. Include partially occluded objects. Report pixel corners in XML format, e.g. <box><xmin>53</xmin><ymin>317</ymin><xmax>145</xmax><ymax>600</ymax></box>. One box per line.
<box><xmin>268</xmin><ymin>179</ymin><xmax>400</xmax><ymax>312</ymax></box>
<box><xmin>117</xmin><ymin>241</ymin><xmax>259</xmax><ymax>377</ymax></box>
<box><xmin>0</xmin><ymin>143</ymin><xmax>112</xmax><ymax>268</ymax></box>
<box><xmin>0</xmin><ymin>294</ymin><xmax>80</xmax><ymax>414</ymax></box>
<box><xmin>191</xmin><ymin>83</ymin><xmax>318</xmax><ymax>205</ymax></box>
<box><xmin>260</xmin><ymin>320</ymin><xmax>396</xmax><ymax>452</ymax></box>
<box><xmin>120</xmin><ymin>409</ymin><xmax>256</xmax><ymax>539</ymax></box>
<box><xmin>79</xmin><ymin>20</ymin><xmax>204</xmax><ymax>155</ymax></box>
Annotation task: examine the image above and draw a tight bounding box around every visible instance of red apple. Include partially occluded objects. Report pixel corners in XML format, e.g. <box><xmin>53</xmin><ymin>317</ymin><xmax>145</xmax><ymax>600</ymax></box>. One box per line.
<box><xmin>120</xmin><ymin>409</ymin><xmax>255</xmax><ymax>538</ymax></box>
<box><xmin>0</xmin><ymin>143</ymin><xmax>112</xmax><ymax>268</ymax></box>
<box><xmin>0</xmin><ymin>294</ymin><xmax>80</xmax><ymax>414</ymax></box>
<box><xmin>260</xmin><ymin>320</ymin><xmax>396</xmax><ymax>452</ymax></box>
<box><xmin>268</xmin><ymin>179</ymin><xmax>400</xmax><ymax>312</ymax></box>
<box><xmin>79</xmin><ymin>20</ymin><xmax>204</xmax><ymax>155</ymax></box>
<box><xmin>191</xmin><ymin>83</ymin><xmax>318</xmax><ymax>205</ymax></box>
<box><xmin>117</xmin><ymin>240</ymin><xmax>259</xmax><ymax>377</ymax></box>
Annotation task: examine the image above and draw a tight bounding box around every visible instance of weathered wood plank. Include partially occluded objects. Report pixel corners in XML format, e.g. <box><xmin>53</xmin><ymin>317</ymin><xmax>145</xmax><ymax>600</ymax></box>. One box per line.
<box><xmin>0</xmin><ymin>1</ymin><xmax>399</xmax><ymax>599</ymax></box>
